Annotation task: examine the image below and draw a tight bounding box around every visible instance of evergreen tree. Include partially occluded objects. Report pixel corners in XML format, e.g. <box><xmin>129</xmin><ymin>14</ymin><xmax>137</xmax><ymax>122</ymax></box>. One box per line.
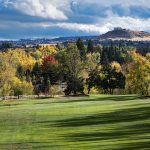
<box><xmin>101</xmin><ymin>49</ymin><xmax>109</xmax><ymax>67</ymax></box>
<box><xmin>32</xmin><ymin>62</ymin><xmax>41</xmax><ymax>76</ymax></box>
<box><xmin>76</xmin><ymin>38</ymin><xmax>86</xmax><ymax>60</ymax></box>
<box><xmin>87</xmin><ymin>40</ymin><xmax>94</xmax><ymax>53</ymax></box>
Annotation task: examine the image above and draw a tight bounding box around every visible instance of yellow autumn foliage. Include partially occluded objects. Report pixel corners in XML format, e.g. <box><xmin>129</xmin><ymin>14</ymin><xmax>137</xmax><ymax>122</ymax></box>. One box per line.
<box><xmin>84</xmin><ymin>85</ymin><xmax>99</xmax><ymax>94</ymax></box>
<box><xmin>38</xmin><ymin>45</ymin><xmax>57</xmax><ymax>55</ymax></box>
<box><xmin>126</xmin><ymin>52</ymin><xmax>150</xmax><ymax>96</ymax></box>
<box><xmin>11</xmin><ymin>77</ymin><xmax>33</xmax><ymax>96</ymax></box>
<box><xmin>9</xmin><ymin>49</ymin><xmax>36</xmax><ymax>71</ymax></box>
<box><xmin>111</xmin><ymin>61</ymin><xmax>122</xmax><ymax>72</ymax></box>
<box><xmin>0</xmin><ymin>52</ymin><xmax>16</xmax><ymax>86</ymax></box>
<box><xmin>86</xmin><ymin>52</ymin><xmax>101</xmax><ymax>71</ymax></box>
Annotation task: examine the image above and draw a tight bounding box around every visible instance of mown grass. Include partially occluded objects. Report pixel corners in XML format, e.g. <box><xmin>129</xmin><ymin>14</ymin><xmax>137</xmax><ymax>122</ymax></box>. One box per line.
<box><xmin>0</xmin><ymin>95</ymin><xmax>150</xmax><ymax>150</ymax></box>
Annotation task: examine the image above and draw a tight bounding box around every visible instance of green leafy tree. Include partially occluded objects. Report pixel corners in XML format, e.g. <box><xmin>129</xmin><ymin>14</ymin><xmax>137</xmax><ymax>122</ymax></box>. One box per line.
<box><xmin>87</xmin><ymin>66</ymin><xmax>125</xmax><ymax>94</ymax></box>
<box><xmin>57</xmin><ymin>43</ymin><xmax>85</xmax><ymax>95</ymax></box>
<box><xmin>100</xmin><ymin>67</ymin><xmax>125</xmax><ymax>94</ymax></box>
<box><xmin>65</xmin><ymin>77</ymin><xmax>84</xmax><ymax>95</ymax></box>
<box><xmin>86</xmin><ymin>70</ymin><xmax>100</xmax><ymax>94</ymax></box>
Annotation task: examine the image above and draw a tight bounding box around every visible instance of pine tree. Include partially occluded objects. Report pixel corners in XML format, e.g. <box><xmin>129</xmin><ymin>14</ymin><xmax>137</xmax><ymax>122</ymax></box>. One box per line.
<box><xmin>76</xmin><ymin>38</ymin><xmax>86</xmax><ymax>60</ymax></box>
<box><xmin>87</xmin><ymin>40</ymin><xmax>94</xmax><ymax>53</ymax></box>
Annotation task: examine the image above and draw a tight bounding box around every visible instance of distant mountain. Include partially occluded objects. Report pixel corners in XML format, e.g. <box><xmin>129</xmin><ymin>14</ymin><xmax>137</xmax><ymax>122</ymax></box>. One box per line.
<box><xmin>100</xmin><ymin>27</ymin><xmax>150</xmax><ymax>40</ymax></box>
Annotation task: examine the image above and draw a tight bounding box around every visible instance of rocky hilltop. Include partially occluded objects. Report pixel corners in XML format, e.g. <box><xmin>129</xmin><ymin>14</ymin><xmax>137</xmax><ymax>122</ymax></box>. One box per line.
<box><xmin>100</xmin><ymin>27</ymin><xmax>150</xmax><ymax>40</ymax></box>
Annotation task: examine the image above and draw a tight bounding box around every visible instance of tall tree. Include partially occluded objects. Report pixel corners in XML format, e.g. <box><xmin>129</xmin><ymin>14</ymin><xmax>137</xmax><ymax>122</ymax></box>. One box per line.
<box><xmin>0</xmin><ymin>52</ymin><xmax>16</xmax><ymax>97</ymax></box>
<box><xmin>87</xmin><ymin>40</ymin><xmax>94</xmax><ymax>53</ymax></box>
<box><xmin>126</xmin><ymin>52</ymin><xmax>150</xmax><ymax>96</ymax></box>
<box><xmin>76</xmin><ymin>38</ymin><xmax>86</xmax><ymax>60</ymax></box>
<box><xmin>57</xmin><ymin>43</ymin><xmax>84</xmax><ymax>95</ymax></box>
<box><xmin>41</xmin><ymin>55</ymin><xmax>59</xmax><ymax>85</ymax></box>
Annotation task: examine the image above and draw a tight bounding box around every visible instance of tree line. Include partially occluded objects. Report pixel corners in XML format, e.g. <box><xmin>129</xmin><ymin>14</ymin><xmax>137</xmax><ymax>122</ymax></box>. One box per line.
<box><xmin>0</xmin><ymin>39</ymin><xmax>150</xmax><ymax>98</ymax></box>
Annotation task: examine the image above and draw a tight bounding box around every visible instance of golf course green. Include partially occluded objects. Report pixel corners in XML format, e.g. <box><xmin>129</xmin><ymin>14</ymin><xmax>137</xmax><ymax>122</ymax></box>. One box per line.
<box><xmin>0</xmin><ymin>95</ymin><xmax>150</xmax><ymax>150</ymax></box>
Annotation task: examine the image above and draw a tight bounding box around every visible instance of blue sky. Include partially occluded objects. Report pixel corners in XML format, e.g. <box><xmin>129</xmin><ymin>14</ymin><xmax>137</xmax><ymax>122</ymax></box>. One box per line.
<box><xmin>0</xmin><ymin>0</ymin><xmax>150</xmax><ymax>39</ymax></box>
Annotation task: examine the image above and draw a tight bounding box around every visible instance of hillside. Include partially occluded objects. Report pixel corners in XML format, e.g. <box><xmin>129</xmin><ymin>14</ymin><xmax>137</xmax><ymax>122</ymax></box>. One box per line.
<box><xmin>100</xmin><ymin>27</ymin><xmax>150</xmax><ymax>40</ymax></box>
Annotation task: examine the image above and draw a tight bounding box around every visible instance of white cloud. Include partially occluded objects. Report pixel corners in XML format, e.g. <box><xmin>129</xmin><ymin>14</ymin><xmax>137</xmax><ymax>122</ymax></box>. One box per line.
<box><xmin>4</xmin><ymin>0</ymin><xmax>68</xmax><ymax>20</ymax></box>
<box><xmin>2</xmin><ymin>0</ymin><xmax>150</xmax><ymax>21</ymax></box>
<box><xmin>53</xmin><ymin>23</ymin><xmax>110</xmax><ymax>34</ymax></box>
<box><xmin>101</xmin><ymin>16</ymin><xmax>150</xmax><ymax>32</ymax></box>
<box><xmin>38</xmin><ymin>17</ymin><xmax>150</xmax><ymax>34</ymax></box>
<box><xmin>1</xmin><ymin>16</ymin><xmax>149</xmax><ymax>35</ymax></box>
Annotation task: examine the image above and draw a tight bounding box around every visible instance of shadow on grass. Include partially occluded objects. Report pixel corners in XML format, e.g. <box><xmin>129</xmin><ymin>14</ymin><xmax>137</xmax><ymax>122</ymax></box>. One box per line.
<box><xmin>115</xmin><ymin>141</ymin><xmax>150</xmax><ymax>150</ymax></box>
<box><xmin>53</xmin><ymin>106</ymin><xmax>150</xmax><ymax>127</ymax></box>
<box><xmin>0</xmin><ymin>141</ymin><xmax>57</xmax><ymax>150</ymax></box>
<box><xmin>66</xmin><ymin>122</ymin><xmax>150</xmax><ymax>141</ymax></box>
<box><xmin>0</xmin><ymin>103</ymin><xmax>22</xmax><ymax>107</ymax></box>
<box><xmin>58</xmin><ymin>106</ymin><xmax>150</xmax><ymax>150</ymax></box>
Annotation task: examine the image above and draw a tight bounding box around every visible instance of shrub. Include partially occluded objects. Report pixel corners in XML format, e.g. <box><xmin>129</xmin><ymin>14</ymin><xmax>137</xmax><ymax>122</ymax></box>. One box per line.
<box><xmin>11</xmin><ymin>77</ymin><xmax>33</xmax><ymax>97</ymax></box>
<box><xmin>0</xmin><ymin>83</ymin><xmax>12</xmax><ymax>98</ymax></box>
<box><xmin>84</xmin><ymin>85</ymin><xmax>99</xmax><ymax>94</ymax></box>
<box><xmin>49</xmin><ymin>85</ymin><xmax>60</xmax><ymax>97</ymax></box>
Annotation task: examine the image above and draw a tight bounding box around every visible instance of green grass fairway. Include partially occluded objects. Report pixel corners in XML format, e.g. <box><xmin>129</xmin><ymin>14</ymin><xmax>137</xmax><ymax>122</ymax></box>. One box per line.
<box><xmin>0</xmin><ymin>95</ymin><xmax>150</xmax><ymax>150</ymax></box>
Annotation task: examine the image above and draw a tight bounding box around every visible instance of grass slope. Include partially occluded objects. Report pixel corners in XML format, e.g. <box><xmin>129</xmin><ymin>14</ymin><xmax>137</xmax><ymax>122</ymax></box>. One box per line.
<box><xmin>0</xmin><ymin>95</ymin><xmax>150</xmax><ymax>150</ymax></box>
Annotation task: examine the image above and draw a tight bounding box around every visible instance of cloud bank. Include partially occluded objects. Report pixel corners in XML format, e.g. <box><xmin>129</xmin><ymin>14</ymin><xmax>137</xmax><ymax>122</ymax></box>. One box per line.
<box><xmin>0</xmin><ymin>0</ymin><xmax>150</xmax><ymax>39</ymax></box>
